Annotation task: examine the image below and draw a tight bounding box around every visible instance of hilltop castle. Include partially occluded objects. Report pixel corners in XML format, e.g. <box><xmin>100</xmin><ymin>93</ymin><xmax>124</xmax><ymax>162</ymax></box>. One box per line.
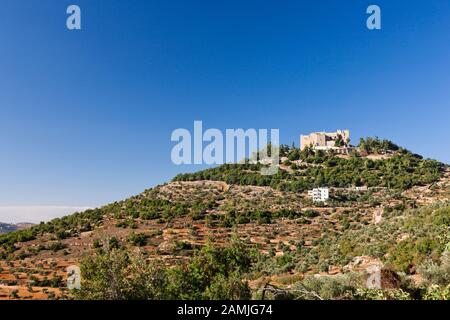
<box><xmin>300</xmin><ymin>129</ymin><xmax>350</xmax><ymax>151</ymax></box>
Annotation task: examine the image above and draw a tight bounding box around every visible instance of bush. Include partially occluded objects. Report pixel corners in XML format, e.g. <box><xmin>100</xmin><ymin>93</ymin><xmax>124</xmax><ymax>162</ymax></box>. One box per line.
<box><xmin>303</xmin><ymin>209</ymin><xmax>319</xmax><ymax>218</ymax></box>
<box><xmin>48</xmin><ymin>242</ymin><xmax>67</xmax><ymax>252</ymax></box>
<box><xmin>74</xmin><ymin>238</ymin><xmax>256</xmax><ymax>300</ymax></box>
<box><xmin>109</xmin><ymin>237</ymin><xmax>120</xmax><ymax>249</ymax></box>
<box><xmin>423</xmin><ymin>284</ymin><xmax>450</xmax><ymax>300</ymax></box>
<box><xmin>292</xmin><ymin>274</ymin><xmax>359</xmax><ymax>300</ymax></box>
<box><xmin>350</xmin><ymin>288</ymin><xmax>411</xmax><ymax>300</ymax></box>
<box><xmin>127</xmin><ymin>233</ymin><xmax>148</xmax><ymax>247</ymax></box>
<box><xmin>418</xmin><ymin>249</ymin><xmax>450</xmax><ymax>286</ymax></box>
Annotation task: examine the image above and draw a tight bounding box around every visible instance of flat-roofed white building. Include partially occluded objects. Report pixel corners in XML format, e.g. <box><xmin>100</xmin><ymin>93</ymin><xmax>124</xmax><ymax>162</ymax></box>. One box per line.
<box><xmin>308</xmin><ymin>187</ymin><xmax>329</xmax><ymax>202</ymax></box>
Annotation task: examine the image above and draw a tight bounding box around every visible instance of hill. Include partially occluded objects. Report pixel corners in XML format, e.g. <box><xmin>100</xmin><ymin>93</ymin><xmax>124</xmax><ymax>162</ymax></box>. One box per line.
<box><xmin>0</xmin><ymin>138</ymin><xmax>449</xmax><ymax>300</ymax></box>
<box><xmin>0</xmin><ymin>223</ymin><xmax>18</xmax><ymax>235</ymax></box>
<box><xmin>0</xmin><ymin>223</ymin><xmax>34</xmax><ymax>235</ymax></box>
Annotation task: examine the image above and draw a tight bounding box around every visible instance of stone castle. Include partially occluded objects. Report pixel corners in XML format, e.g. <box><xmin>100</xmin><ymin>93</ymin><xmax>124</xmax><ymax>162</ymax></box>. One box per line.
<box><xmin>300</xmin><ymin>129</ymin><xmax>350</xmax><ymax>151</ymax></box>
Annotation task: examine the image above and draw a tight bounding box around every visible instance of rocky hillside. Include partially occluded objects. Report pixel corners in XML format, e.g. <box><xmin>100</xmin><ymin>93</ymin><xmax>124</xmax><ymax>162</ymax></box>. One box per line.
<box><xmin>0</xmin><ymin>138</ymin><xmax>449</xmax><ymax>300</ymax></box>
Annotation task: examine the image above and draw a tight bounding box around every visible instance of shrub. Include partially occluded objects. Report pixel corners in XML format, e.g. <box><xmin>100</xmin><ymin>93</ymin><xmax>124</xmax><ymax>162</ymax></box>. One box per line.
<box><xmin>423</xmin><ymin>284</ymin><xmax>450</xmax><ymax>300</ymax></box>
<box><xmin>74</xmin><ymin>238</ymin><xmax>255</xmax><ymax>300</ymax></box>
<box><xmin>350</xmin><ymin>288</ymin><xmax>411</xmax><ymax>300</ymax></box>
<box><xmin>303</xmin><ymin>209</ymin><xmax>319</xmax><ymax>218</ymax></box>
<box><xmin>127</xmin><ymin>233</ymin><xmax>148</xmax><ymax>247</ymax></box>
<box><xmin>48</xmin><ymin>242</ymin><xmax>67</xmax><ymax>252</ymax></box>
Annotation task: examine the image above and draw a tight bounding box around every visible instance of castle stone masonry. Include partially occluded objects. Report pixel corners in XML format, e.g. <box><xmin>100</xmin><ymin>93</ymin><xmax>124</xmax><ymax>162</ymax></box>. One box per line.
<box><xmin>300</xmin><ymin>129</ymin><xmax>350</xmax><ymax>151</ymax></box>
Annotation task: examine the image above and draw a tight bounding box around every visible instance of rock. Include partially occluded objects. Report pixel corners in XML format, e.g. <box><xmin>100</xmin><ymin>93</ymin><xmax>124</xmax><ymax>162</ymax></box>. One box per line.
<box><xmin>344</xmin><ymin>256</ymin><xmax>383</xmax><ymax>273</ymax></box>
<box><xmin>373</xmin><ymin>209</ymin><xmax>383</xmax><ymax>224</ymax></box>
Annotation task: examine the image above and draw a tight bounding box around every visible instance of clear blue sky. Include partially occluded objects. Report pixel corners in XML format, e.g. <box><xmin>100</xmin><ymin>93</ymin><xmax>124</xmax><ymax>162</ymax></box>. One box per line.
<box><xmin>0</xmin><ymin>1</ymin><xmax>449</xmax><ymax>221</ymax></box>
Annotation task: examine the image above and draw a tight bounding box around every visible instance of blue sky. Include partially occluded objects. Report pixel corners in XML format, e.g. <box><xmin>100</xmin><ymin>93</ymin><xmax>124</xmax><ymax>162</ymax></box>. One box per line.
<box><xmin>0</xmin><ymin>1</ymin><xmax>449</xmax><ymax>222</ymax></box>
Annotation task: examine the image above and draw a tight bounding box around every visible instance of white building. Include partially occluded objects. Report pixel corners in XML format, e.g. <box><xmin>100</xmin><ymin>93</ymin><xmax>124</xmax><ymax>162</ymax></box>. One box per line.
<box><xmin>308</xmin><ymin>187</ymin><xmax>329</xmax><ymax>202</ymax></box>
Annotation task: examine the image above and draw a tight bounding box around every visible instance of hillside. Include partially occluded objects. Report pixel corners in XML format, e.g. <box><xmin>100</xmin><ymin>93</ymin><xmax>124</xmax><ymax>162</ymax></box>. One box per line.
<box><xmin>0</xmin><ymin>138</ymin><xmax>449</xmax><ymax>300</ymax></box>
<box><xmin>0</xmin><ymin>224</ymin><xmax>18</xmax><ymax>235</ymax></box>
<box><xmin>0</xmin><ymin>223</ymin><xmax>34</xmax><ymax>235</ymax></box>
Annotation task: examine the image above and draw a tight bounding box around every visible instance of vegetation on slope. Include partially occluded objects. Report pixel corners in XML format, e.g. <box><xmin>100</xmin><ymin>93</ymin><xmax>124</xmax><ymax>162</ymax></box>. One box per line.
<box><xmin>73</xmin><ymin>203</ymin><xmax>450</xmax><ymax>300</ymax></box>
<box><xmin>173</xmin><ymin>139</ymin><xmax>444</xmax><ymax>192</ymax></box>
<box><xmin>0</xmin><ymin>137</ymin><xmax>448</xmax><ymax>300</ymax></box>
<box><xmin>74</xmin><ymin>237</ymin><xmax>255</xmax><ymax>300</ymax></box>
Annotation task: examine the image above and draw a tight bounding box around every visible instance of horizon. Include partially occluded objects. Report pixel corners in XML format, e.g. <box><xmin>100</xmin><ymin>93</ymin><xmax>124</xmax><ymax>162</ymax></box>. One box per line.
<box><xmin>0</xmin><ymin>132</ymin><xmax>447</xmax><ymax>224</ymax></box>
<box><xmin>1</xmin><ymin>0</ymin><xmax>449</xmax><ymax>223</ymax></box>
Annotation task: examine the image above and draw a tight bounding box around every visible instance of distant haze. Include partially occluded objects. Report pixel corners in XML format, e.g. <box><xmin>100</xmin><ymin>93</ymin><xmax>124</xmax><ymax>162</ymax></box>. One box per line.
<box><xmin>0</xmin><ymin>206</ymin><xmax>92</xmax><ymax>224</ymax></box>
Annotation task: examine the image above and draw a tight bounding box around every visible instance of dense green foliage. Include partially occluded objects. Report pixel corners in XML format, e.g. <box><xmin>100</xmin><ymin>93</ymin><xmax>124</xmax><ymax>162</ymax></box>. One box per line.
<box><xmin>74</xmin><ymin>238</ymin><xmax>255</xmax><ymax>300</ymax></box>
<box><xmin>173</xmin><ymin>141</ymin><xmax>444</xmax><ymax>192</ymax></box>
<box><xmin>358</xmin><ymin>137</ymin><xmax>400</xmax><ymax>154</ymax></box>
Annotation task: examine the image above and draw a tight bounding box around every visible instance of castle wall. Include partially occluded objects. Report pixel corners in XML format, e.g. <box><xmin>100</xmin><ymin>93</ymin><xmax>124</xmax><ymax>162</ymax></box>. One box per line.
<box><xmin>300</xmin><ymin>130</ymin><xmax>350</xmax><ymax>150</ymax></box>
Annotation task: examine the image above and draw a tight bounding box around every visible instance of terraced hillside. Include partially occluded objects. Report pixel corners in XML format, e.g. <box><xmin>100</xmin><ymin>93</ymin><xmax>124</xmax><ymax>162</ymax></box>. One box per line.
<box><xmin>0</xmin><ymin>139</ymin><xmax>449</xmax><ymax>300</ymax></box>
